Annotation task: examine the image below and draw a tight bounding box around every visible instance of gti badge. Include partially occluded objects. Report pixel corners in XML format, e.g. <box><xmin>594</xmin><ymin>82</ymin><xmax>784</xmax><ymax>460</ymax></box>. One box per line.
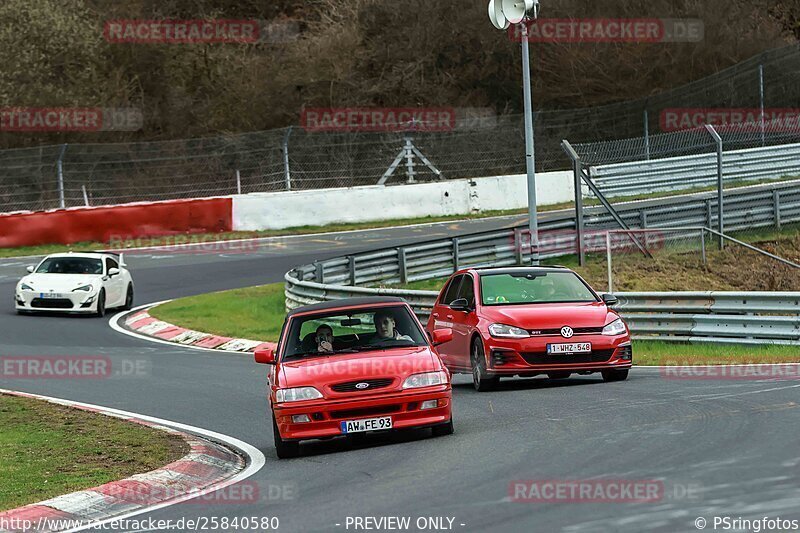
<box><xmin>355</xmin><ymin>382</ymin><xmax>370</xmax><ymax>390</ymax></box>
<box><xmin>560</xmin><ymin>326</ymin><xmax>574</xmax><ymax>339</ymax></box>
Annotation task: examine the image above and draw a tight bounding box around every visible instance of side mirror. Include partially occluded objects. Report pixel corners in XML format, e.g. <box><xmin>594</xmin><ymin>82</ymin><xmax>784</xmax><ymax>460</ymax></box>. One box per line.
<box><xmin>254</xmin><ymin>349</ymin><xmax>276</xmax><ymax>365</ymax></box>
<box><xmin>26</xmin><ymin>266</ymin><xmax>34</xmax><ymax>273</ymax></box>
<box><xmin>108</xmin><ymin>268</ymin><xmax>121</xmax><ymax>277</ymax></box>
<box><xmin>602</xmin><ymin>293</ymin><xmax>619</xmax><ymax>307</ymax></box>
<box><xmin>449</xmin><ymin>298</ymin><xmax>471</xmax><ymax>312</ymax></box>
<box><xmin>432</xmin><ymin>328</ymin><xmax>453</xmax><ymax>346</ymax></box>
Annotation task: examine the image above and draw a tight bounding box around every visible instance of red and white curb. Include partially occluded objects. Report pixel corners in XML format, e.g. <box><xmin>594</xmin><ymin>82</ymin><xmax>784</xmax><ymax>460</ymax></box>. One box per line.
<box><xmin>110</xmin><ymin>302</ymin><xmax>276</xmax><ymax>354</ymax></box>
<box><xmin>0</xmin><ymin>389</ymin><xmax>265</xmax><ymax>533</ymax></box>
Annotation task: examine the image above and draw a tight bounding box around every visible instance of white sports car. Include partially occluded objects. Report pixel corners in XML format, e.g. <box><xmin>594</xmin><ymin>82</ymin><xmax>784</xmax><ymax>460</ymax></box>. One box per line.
<box><xmin>15</xmin><ymin>252</ymin><xmax>134</xmax><ymax>316</ymax></box>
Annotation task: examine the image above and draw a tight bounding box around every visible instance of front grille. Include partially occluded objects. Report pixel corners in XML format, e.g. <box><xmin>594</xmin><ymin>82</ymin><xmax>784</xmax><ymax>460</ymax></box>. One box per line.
<box><xmin>520</xmin><ymin>350</ymin><xmax>615</xmax><ymax>365</ymax></box>
<box><xmin>331</xmin><ymin>378</ymin><xmax>394</xmax><ymax>393</ymax></box>
<box><xmin>31</xmin><ymin>298</ymin><xmax>74</xmax><ymax>309</ymax></box>
<box><xmin>528</xmin><ymin>327</ymin><xmax>604</xmax><ymax>336</ymax></box>
<box><xmin>330</xmin><ymin>405</ymin><xmax>401</xmax><ymax>420</ymax></box>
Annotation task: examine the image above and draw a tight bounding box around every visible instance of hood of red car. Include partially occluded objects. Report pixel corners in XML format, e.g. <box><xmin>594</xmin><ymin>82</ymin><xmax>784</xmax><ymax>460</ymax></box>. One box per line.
<box><xmin>482</xmin><ymin>302</ymin><xmax>616</xmax><ymax>329</ymax></box>
<box><xmin>279</xmin><ymin>347</ymin><xmax>438</xmax><ymax>389</ymax></box>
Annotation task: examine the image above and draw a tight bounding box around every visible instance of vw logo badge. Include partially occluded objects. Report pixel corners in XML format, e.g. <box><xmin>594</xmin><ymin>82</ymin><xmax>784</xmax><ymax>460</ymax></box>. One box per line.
<box><xmin>355</xmin><ymin>382</ymin><xmax>370</xmax><ymax>390</ymax></box>
<box><xmin>560</xmin><ymin>326</ymin><xmax>574</xmax><ymax>339</ymax></box>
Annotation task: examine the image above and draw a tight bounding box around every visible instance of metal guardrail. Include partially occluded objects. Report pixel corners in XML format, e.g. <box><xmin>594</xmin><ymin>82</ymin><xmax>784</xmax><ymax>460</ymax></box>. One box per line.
<box><xmin>285</xmin><ymin>182</ymin><xmax>800</xmax><ymax>345</ymax></box>
<box><xmin>591</xmin><ymin>143</ymin><xmax>800</xmax><ymax>197</ymax></box>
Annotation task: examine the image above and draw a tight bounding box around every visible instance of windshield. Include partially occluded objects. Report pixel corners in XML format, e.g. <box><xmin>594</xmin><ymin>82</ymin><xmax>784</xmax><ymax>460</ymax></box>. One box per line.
<box><xmin>480</xmin><ymin>272</ymin><xmax>598</xmax><ymax>306</ymax></box>
<box><xmin>282</xmin><ymin>305</ymin><xmax>428</xmax><ymax>361</ymax></box>
<box><xmin>35</xmin><ymin>257</ymin><xmax>103</xmax><ymax>275</ymax></box>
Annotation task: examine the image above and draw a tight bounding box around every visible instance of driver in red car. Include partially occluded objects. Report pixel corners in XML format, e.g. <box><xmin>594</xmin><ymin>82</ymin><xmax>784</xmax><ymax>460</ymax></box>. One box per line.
<box><xmin>374</xmin><ymin>310</ymin><xmax>413</xmax><ymax>342</ymax></box>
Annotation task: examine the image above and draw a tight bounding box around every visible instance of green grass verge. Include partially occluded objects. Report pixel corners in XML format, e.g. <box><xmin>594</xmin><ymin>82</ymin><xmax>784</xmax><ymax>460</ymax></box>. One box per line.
<box><xmin>0</xmin><ymin>394</ymin><xmax>187</xmax><ymax>511</ymax></box>
<box><xmin>632</xmin><ymin>341</ymin><xmax>800</xmax><ymax>366</ymax></box>
<box><xmin>150</xmin><ymin>283</ymin><xmax>286</xmax><ymax>341</ymax></box>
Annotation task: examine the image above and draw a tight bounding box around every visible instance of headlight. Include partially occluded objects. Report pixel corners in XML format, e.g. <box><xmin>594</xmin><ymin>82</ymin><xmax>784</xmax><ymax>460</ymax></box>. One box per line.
<box><xmin>20</xmin><ymin>283</ymin><xmax>34</xmax><ymax>291</ymax></box>
<box><xmin>275</xmin><ymin>387</ymin><xmax>322</xmax><ymax>403</ymax></box>
<box><xmin>72</xmin><ymin>285</ymin><xmax>94</xmax><ymax>292</ymax></box>
<box><xmin>602</xmin><ymin>319</ymin><xmax>628</xmax><ymax>336</ymax></box>
<box><xmin>488</xmin><ymin>323</ymin><xmax>530</xmax><ymax>338</ymax></box>
<box><xmin>402</xmin><ymin>371</ymin><xmax>447</xmax><ymax>389</ymax></box>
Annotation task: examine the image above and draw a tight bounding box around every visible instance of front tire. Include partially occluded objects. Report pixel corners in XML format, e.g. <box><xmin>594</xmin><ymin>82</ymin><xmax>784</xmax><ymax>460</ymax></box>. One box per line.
<box><xmin>432</xmin><ymin>418</ymin><xmax>454</xmax><ymax>437</ymax></box>
<box><xmin>272</xmin><ymin>415</ymin><xmax>300</xmax><ymax>459</ymax></box>
<box><xmin>94</xmin><ymin>289</ymin><xmax>106</xmax><ymax>318</ymax></box>
<box><xmin>602</xmin><ymin>369</ymin><xmax>629</xmax><ymax>382</ymax></box>
<box><xmin>471</xmin><ymin>338</ymin><xmax>499</xmax><ymax>392</ymax></box>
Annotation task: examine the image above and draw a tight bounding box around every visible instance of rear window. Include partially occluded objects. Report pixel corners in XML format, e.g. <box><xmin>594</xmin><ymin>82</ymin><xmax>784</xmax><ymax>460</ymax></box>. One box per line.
<box><xmin>480</xmin><ymin>272</ymin><xmax>598</xmax><ymax>306</ymax></box>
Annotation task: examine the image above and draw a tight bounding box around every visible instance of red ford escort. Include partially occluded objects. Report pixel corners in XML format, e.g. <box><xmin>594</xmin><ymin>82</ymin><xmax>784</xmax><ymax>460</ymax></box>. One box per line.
<box><xmin>427</xmin><ymin>267</ymin><xmax>633</xmax><ymax>391</ymax></box>
<box><xmin>255</xmin><ymin>297</ymin><xmax>454</xmax><ymax>458</ymax></box>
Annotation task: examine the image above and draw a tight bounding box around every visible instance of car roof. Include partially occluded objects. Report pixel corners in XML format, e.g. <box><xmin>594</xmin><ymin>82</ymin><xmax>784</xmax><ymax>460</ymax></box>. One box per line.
<box><xmin>470</xmin><ymin>266</ymin><xmax>573</xmax><ymax>276</ymax></box>
<box><xmin>287</xmin><ymin>297</ymin><xmax>408</xmax><ymax>317</ymax></box>
<box><xmin>45</xmin><ymin>252</ymin><xmax>115</xmax><ymax>259</ymax></box>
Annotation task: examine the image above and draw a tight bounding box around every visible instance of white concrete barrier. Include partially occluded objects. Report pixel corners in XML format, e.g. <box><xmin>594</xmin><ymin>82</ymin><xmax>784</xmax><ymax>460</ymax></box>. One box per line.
<box><xmin>232</xmin><ymin>171</ymin><xmax>573</xmax><ymax>231</ymax></box>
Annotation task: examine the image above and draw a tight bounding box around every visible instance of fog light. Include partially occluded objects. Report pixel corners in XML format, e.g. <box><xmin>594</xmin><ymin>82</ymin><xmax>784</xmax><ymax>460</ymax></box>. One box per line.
<box><xmin>292</xmin><ymin>414</ymin><xmax>311</xmax><ymax>423</ymax></box>
<box><xmin>420</xmin><ymin>400</ymin><xmax>438</xmax><ymax>410</ymax></box>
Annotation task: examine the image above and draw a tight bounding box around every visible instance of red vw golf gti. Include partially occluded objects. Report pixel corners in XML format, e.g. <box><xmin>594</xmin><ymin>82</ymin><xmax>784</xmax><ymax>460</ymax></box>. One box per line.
<box><xmin>255</xmin><ymin>297</ymin><xmax>454</xmax><ymax>458</ymax></box>
<box><xmin>427</xmin><ymin>267</ymin><xmax>632</xmax><ymax>391</ymax></box>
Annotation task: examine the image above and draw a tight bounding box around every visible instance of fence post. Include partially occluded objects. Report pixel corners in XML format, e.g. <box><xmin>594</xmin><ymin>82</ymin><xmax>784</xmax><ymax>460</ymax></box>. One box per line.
<box><xmin>57</xmin><ymin>143</ymin><xmax>68</xmax><ymax>209</ymax></box>
<box><xmin>283</xmin><ymin>126</ymin><xmax>293</xmax><ymax>191</ymax></box>
<box><xmin>452</xmin><ymin>238</ymin><xmax>460</xmax><ymax>272</ymax></box>
<box><xmin>606</xmin><ymin>231</ymin><xmax>613</xmax><ymax>293</ymax></box>
<box><xmin>348</xmin><ymin>256</ymin><xmax>356</xmax><ymax>286</ymax></box>
<box><xmin>314</xmin><ymin>262</ymin><xmax>324</xmax><ymax>283</ymax></box>
<box><xmin>562</xmin><ymin>140</ymin><xmax>585</xmax><ymax>266</ymax></box>
<box><xmin>773</xmin><ymin>190</ymin><xmax>782</xmax><ymax>230</ymax></box>
<box><xmin>398</xmin><ymin>248</ymin><xmax>408</xmax><ymax>284</ymax></box>
<box><xmin>700</xmin><ymin>229</ymin><xmax>707</xmax><ymax>268</ymax></box>
<box><xmin>705</xmin><ymin>125</ymin><xmax>724</xmax><ymax>250</ymax></box>
<box><xmin>514</xmin><ymin>227</ymin><xmax>523</xmax><ymax>265</ymax></box>
<box><xmin>643</xmin><ymin>109</ymin><xmax>651</xmax><ymax>160</ymax></box>
<box><xmin>236</xmin><ymin>169</ymin><xmax>242</xmax><ymax>195</ymax></box>
<box><xmin>81</xmin><ymin>185</ymin><xmax>89</xmax><ymax>207</ymax></box>
<box><xmin>759</xmin><ymin>62</ymin><xmax>766</xmax><ymax>147</ymax></box>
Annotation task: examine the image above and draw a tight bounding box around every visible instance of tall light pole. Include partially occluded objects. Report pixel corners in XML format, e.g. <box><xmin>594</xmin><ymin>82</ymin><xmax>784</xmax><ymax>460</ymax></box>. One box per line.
<box><xmin>488</xmin><ymin>0</ymin><xmax>541</xmax><ymax>265</ymax></box>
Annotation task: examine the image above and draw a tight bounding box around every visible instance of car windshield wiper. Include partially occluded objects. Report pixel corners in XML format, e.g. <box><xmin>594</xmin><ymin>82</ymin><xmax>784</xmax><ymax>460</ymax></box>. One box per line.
<box><xmin>283</xmin><ymin>351</ymin><xmax>332</xmax><ymax>361</ymax></box>
<box><xmin>345</xmin><ymin>343</ymin><xmax>420</xmax><ymax>352</ymax></box>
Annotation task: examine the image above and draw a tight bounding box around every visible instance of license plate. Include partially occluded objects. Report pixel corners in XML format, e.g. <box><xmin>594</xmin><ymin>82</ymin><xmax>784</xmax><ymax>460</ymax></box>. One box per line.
<box><xmin>39</xmin><ymin>293</ymin><xmax>66</xmax><ymax>299</ymax></box>
<box><xmin>340</xmin><ymin>416</ymin><xmax>393</xmax><ymax>434</ymax></box>
<box><xmin>547</xmin><ymin>343</ymin><xmax>592</xmax><ymax>354</ymax></box>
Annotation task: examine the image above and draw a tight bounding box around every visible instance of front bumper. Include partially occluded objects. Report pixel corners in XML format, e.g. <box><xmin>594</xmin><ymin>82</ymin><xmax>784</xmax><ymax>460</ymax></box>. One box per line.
<box><xmin>484</xmin><ymin>336</ymin><xmax>633</xmax><ymax>376</ymax></box>
<box><xmin>272</xmin><ymin>387</ymin><xmax>452</xmax><ymax>441</ymax></box>
<box><xmin>15</xmin><ymin>291</ymin><xmax>98</xmax><ymax>313</ymax></box>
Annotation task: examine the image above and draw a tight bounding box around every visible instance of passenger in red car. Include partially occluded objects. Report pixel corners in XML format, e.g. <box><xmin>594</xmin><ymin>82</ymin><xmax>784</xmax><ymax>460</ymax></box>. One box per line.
<box><xmin>315</xmin><ymin>324</ymin><xmax>334</xmax><ymax>353</ymax></box>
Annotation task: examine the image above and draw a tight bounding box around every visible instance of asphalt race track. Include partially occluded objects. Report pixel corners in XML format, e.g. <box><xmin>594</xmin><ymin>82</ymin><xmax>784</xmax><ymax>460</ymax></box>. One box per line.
<box><xmin>2</xmin><ymin>215</ymin><xmax>800</xmax><ymax>532</ymax></box>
